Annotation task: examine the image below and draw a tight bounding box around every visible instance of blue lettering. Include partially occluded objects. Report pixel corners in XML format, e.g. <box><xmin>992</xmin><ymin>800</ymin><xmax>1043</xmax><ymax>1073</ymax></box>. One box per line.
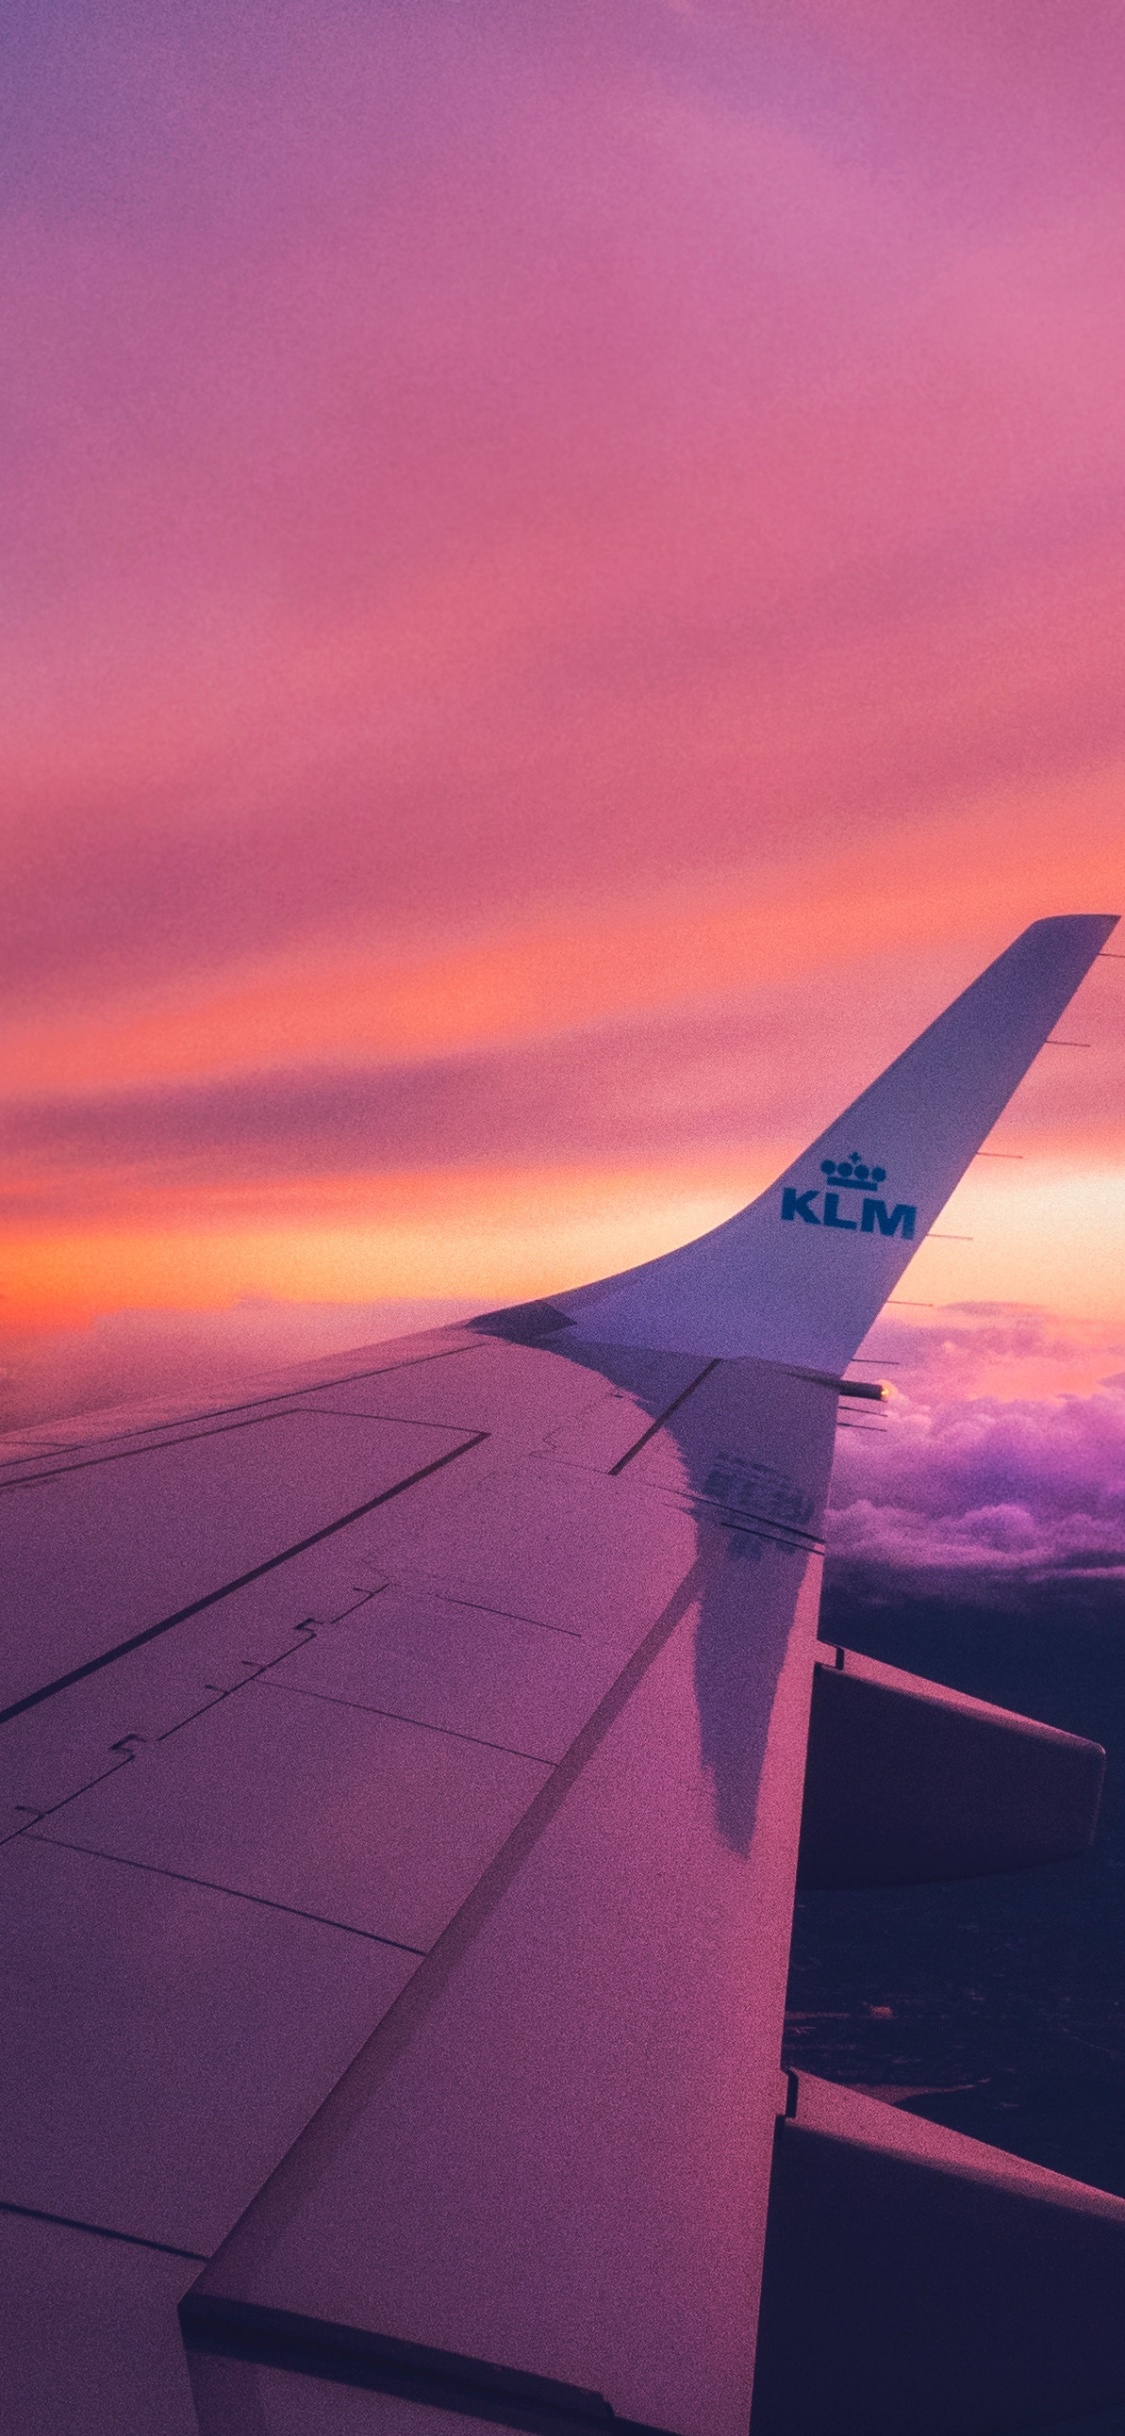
<box><xmin>781</xmin><ymin>1188</ymin><xmax>820</xmax><ymax>1224</ymax></box>
<box><xmin>861</xmin><ymin>1198</ymin><xmax>916</xmax><ymax>1239</ymax></box>
<box><xmin>822</xmin><ymin>1192</ymin><xmax>857</xmax><ymax>1231</ymax></box>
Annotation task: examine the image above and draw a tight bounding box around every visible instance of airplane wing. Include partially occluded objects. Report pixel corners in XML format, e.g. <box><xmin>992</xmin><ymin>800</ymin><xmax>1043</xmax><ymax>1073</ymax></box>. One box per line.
<box><xmin>3</xmin><ymin>915</ymin><xmax>1123</xmax><ymax>2436</ymax></box>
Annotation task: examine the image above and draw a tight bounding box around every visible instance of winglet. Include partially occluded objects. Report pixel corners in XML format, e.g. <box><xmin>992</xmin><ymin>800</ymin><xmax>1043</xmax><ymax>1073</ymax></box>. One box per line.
<box><xmin>552</xmin><ymin>915</ymin><xmax>1117</xmax><ymax>1369</ymax></box>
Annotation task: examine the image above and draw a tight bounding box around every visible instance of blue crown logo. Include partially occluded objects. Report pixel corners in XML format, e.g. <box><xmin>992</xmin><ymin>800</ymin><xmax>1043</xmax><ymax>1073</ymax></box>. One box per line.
<box><xmin>820</xmin><ymin>1151</ymin><xmax>886</xmax><ymax>1185</ymax></box>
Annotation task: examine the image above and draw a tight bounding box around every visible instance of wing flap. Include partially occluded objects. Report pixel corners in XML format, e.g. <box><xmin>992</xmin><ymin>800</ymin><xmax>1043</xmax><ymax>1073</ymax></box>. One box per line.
<box><xmin>751</xmin><ymin>2074</ymin><xmax>1125</xmax><ymax>2435</ymax></box>
<box><xmin>797</xmin><ymin>1643</ymin><xmax>1105</xmax><ymax>1887</ymax></box>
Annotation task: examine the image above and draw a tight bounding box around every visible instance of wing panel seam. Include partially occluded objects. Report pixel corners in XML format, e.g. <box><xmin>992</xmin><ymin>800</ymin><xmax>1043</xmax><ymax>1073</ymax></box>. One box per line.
<box><xmin>607</xmin><ymin>1359</ymin><xmax>722</xmax><ymax>1475</ymax></box>
<box><xmin>0</xmin><ymin>1431</ymin><xmax>490</xmax><ymax>1729</ymax></box>
<box><xmin>0</xmin><ymin>2197</ymin><xmax>207</xmax><ymax>2264</ymax></box>
<box><xmin>189</xmin><ymin>1553</ymin><xmax>707</xmax><ymax>2289</ymax></box>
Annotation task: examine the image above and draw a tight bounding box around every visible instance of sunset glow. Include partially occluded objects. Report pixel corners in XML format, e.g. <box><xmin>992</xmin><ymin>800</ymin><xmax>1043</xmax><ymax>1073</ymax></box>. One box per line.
<box><xmin>3</xmin><ymin>2</ymin><xmax>1123</xmax><ymax>1431</ymax></box>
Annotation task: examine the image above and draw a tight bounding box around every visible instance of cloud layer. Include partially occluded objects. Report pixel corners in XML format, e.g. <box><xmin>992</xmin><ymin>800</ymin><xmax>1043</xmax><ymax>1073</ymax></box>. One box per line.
<box><xmin>829</xmin><ymin>1381</ymin><xmax>1125</xmax><ymax>1582</ymax></box>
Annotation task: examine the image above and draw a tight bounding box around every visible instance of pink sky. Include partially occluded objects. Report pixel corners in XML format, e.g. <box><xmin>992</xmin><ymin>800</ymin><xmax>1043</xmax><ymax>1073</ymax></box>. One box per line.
<box><xmin>2</xmin><ymin>3</ymin><xmax>1124</xmax><ymax>1508</ymax></box>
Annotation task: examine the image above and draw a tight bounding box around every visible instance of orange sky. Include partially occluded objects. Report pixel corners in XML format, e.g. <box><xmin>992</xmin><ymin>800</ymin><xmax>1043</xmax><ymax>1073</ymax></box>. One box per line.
<box><xmin>2</xmin><ymin>2</ymin><xmax>1123</xmax><ymax>1403</ymax></box>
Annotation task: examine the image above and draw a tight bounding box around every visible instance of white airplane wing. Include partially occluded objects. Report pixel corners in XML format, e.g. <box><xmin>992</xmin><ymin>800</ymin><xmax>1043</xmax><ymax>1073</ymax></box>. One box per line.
<box><xmin>3</xmin><ymin>915</ymin><xmax>1123</xmax><ymax>2436</ymax></box>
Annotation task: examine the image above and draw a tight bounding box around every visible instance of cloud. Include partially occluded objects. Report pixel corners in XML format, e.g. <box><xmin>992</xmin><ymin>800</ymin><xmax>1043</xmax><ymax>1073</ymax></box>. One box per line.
<box><xmin>828</xmin><ymin>1383</ymin><xmax>1125</xmax><ymax>1581</ymax></box>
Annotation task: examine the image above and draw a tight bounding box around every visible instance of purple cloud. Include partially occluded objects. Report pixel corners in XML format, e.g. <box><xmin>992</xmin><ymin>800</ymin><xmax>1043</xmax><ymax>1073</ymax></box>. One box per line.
<box><xmin>828</xmin><ymin>1385</ymin><xmax>1125</xmax><ymax>1580</ymax></box>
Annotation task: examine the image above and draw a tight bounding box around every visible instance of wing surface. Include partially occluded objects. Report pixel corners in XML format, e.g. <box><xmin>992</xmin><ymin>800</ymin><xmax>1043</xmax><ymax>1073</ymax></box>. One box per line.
<box><xmin>0</xmin><ymin>914</ymin><xmax>1116</xmax><ymax>2436</ymax></box>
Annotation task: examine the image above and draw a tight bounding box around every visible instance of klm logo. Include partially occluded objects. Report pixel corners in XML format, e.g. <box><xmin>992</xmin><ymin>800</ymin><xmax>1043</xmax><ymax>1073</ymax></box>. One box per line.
<box><xmin>780</xmin><ymin>1151</ymin><xmax>916</xmax><ymax>1240</ymax></box>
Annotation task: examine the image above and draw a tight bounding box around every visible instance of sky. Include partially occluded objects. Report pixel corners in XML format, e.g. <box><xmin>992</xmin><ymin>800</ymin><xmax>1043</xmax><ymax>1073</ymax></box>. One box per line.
<box><xmin>3</xmin><ymin>1</ymin><xmax>1125</xmax><ymax>1570</ymax></box>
